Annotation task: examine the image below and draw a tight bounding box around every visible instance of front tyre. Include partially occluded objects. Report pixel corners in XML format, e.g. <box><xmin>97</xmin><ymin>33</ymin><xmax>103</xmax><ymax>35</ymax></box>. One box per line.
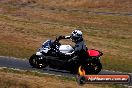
<box><xmin>29</xmin><ymin>54</ymin><xmax>47</xmax><ymax>69</ymax></box>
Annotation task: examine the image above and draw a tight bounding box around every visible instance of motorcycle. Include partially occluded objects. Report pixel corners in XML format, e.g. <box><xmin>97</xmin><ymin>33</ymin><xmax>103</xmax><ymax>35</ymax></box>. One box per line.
<box><xmin>29</xmin><ymin>37</ymin><xmax>103</xmax><ymax>74</ymax></box>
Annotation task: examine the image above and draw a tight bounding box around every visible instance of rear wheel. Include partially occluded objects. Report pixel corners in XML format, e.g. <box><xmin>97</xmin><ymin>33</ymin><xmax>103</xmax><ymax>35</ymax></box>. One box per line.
<box><xmin>83</xmin><ymin>61</ymin><xmax>102</xmax><ymax>74</ymax></box>
<box><xmin>29</xmin><ymin>54</ymin><xmax>47</xmax><ymax>69</ymax></box>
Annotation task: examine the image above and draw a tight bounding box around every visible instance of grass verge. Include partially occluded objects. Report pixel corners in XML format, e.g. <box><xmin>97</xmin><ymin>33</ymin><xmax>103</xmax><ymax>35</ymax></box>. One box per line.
<box><xmin>0</xmin><ymin>68</ymin><xmax>126</xmax><ymax>88</ymax></box>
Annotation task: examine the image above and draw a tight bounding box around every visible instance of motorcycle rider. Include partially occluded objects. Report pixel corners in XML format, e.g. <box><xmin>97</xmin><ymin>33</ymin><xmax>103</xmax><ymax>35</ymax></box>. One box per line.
<box><xmin>57</xmin><ymin>29</ymin><xmax>87</xmax><ymax>61</ymax></box>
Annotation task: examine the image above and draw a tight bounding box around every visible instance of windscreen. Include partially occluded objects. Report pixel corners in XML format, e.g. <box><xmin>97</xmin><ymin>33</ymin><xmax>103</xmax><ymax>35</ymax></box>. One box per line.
<box><xmin>42</xmin><ymin>40</ymin><xmax>53</xmax><ymax>48</ymax></box>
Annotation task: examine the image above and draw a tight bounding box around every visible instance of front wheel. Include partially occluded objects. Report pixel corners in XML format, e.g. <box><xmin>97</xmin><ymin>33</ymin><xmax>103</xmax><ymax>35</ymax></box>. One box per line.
<box><xmin>29</xmin><ymin>54</ymin><xmax>48</xmax><ymax>69</ymax></box>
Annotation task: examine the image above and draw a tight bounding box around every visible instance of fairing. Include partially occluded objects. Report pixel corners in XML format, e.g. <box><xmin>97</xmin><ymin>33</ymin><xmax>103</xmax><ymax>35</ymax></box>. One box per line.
<box><xmin>87</xmin><ymin>49</ymin><xmax>102</xmax><ymax>57</ymax></box>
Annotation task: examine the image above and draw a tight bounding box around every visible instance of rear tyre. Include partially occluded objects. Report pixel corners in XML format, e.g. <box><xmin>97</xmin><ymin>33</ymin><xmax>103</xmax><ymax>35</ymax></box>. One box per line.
<box><xmin>29</xmin><ymin>54</ymin><xmax>47</xmax><ymax>69</ymax></box>
<box><xmin>83</xmin><ymin>61</ymin><xmax>102</xmax><ymax>74</ymax></box>
<box><xmin>93</xmin><ymin>61</ymin><xmax>102</xmax><ymax>74</ymax></box>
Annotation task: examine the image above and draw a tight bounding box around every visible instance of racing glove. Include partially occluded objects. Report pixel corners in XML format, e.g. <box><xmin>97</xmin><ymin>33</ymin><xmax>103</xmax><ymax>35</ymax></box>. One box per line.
<box><xmin>57</xmin><ymin>35</ymin><xmax>71</xmax><ymax>41</ymax></box>
<box><xmin>56</xmin><ymin>35</ymin><xmax>65</xmax><ymax>41</ymax></box>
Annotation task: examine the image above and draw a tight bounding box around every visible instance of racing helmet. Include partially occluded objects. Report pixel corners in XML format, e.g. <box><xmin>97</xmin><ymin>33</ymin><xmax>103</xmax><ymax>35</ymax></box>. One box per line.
<box><xmin>71</xmin><ymin>30</ymin><xmax>83</xmax><ymax>43</ymax></box>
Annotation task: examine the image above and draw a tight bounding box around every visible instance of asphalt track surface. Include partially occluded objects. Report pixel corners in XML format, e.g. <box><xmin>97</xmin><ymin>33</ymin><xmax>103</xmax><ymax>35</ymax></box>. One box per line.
<box><xmin>0</xmin><ymin>56</ymin><xmax>131</xmax><ymax>87</ymax></box>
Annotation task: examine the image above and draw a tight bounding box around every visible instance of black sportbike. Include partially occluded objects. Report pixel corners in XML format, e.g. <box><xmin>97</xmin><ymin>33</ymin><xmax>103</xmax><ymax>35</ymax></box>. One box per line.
<box><xmin>29</xmin><ymin>37</ymin><xmax>103</xmax><ymax>74</ymax></box>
